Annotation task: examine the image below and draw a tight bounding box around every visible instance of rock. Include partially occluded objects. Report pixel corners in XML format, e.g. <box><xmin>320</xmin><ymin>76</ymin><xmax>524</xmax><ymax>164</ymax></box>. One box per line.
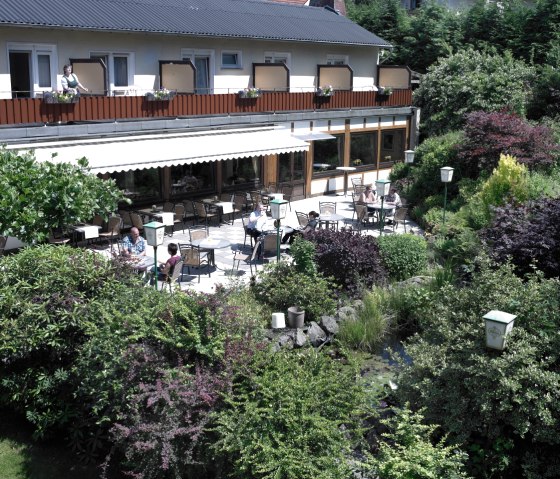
<box><xmin>294</xmin><ymin>329</ymin><xmax>307</xmax><ymax>347</ymax></box>
<box><xmin>337</xmin><ymin>305</ymin><xmax>357</xmax><ymax>322</ymax></box>
<box><xmin>321</xmin><ymin>315</ymin><xmax>339</xmax><ymax>335</ymax></box>
<box><xmin>278</xmin><ymin>334</ymin><xmax>294</xmax><ymax>350</ymax></box>
<box><xmin>307</xmin><ymin>321</ymin><xmax>327</xmax><ymax>347</ymax></box>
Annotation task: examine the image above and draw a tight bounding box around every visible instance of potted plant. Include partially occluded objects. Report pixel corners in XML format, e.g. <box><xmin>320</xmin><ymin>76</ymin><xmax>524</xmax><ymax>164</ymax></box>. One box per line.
<box><xmin>287</xmin><ymin>306</ymin><xmax>305</xmax><ymax>328</ymax></box>
<box><xmin>377</xmin><ymin>86</ymin><xmax>393</xmax><ymax>96</ymax></box>
<box><xmin>316</xmin><ymin>85</ymin><xmax>334</xmax><ymax>97</ymax></box>
<box><xmin>43</xmin><ymin>91</ymin><xmax>79</xmax><ymax>104</ymax></box>
<box><xmin>238</xmin><ymin>87</ymin><xmax>261</xmax><ymax>99</ymax></box>
<box><xmin>352</xmin><ymin>158</ymin><xmax>362</xmax><ymax>166</ymax></box>
<box><xmin>145</xmin><ymin>88</ymin><xmax>176</xmax><ymax>101</ymax></box>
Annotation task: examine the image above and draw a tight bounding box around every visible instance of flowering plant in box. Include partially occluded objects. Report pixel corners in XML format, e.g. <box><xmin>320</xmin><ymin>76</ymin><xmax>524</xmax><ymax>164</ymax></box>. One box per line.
<box><xmin>316</xmin><ymin>85</ymin><xmax>334</xmax><ymax>97</ymax></box>
<box><xmin>377</xmin><ymin>86</ymin><xmax>393</xmax><ymax>96</ymax></box>
<box><xmin>44</xmin><ymin>90</ymin><xmax>78</xmax><ymax>104</ymax></box>
<box><xmin>239</xmin><ymin>87</ymin><xmax>261</xmax><ymax>98</ymax></box>
<box><xmin>145</xmin><ymin>88</ymin><xmax>176</xmax><ymax>101</ymax></box>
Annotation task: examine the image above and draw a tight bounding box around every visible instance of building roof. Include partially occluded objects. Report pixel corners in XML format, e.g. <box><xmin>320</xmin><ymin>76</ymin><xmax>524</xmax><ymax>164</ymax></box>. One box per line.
<box><xmin>0</xmin><ymin>0</ymin><xmax>389</xmax><ymax>47</ymax></box>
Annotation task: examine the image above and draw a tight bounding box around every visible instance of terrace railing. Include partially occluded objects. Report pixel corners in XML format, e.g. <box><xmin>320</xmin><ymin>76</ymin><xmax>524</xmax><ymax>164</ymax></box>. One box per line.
<box><xmin>0</xmin><ymin>90</ymin><xmax>412</xmax><ymax>126</ymax></box>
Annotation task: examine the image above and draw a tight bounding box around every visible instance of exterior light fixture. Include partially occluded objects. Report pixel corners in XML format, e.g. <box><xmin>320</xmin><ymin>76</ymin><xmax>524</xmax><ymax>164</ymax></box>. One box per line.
<box><xmin>484</xmin><ymin>310</ymin><xmax>516</xmax><ymax>351</ymax></box>
<box><xmin>404</xmin><ymin>149</ymin><xmax>415</xmax><ymax>164</ymax></box>
<box><xmin>144</xmin><ymin>221</ymin><xmax>165</xmax><ymax>290</ymax></box>
<box><xmin>270</xmin><ymin>198</ymin><xmax>288</xmax><ymax>261</ymax></box>
<box><xmin>375</xmin><ymin>179</ymin><xmax>391</xmax><ymax>236</ymax></box>
<box><xmin>440</xmin><ymin>166</ymin><xmax>454</xmax><ymax>226</ymax></box>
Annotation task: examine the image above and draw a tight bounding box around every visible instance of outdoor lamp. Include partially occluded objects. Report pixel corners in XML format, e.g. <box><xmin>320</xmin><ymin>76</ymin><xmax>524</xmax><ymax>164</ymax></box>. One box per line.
<box><xmin>144</xmin><ymin>221</ymin><xmax>165</xmax><ymax>290</ymax></box>
<box><xmin>270</xmin><ymin>198</ymin><xmax>288</xmax><ymax>262</ymax></box>
<box><xmin>404</xmin><ymin>149</ymin><xmax>415</xmax><ymax>164</ymax></box>
<box><xmin>440</xmin><ymin>166</ymin><xmax>454</xmax><ymax>226</ymax></box>
<box><xmin>484</xmin><ymin>310</ymin><xmax>516</xmax><ymax>351</ymax></box>
<box><xmin>375</xmin><ymin>179</ymin><xmax>391</xmax><ymax>236</ymax></box>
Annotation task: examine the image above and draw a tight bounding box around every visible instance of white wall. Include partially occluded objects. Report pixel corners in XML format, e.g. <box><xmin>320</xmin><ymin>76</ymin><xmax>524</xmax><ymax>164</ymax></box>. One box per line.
<box><xmin>0</xmin><ymin>27</ymin><xmax>380</xmax><ymax>97</ymax></box>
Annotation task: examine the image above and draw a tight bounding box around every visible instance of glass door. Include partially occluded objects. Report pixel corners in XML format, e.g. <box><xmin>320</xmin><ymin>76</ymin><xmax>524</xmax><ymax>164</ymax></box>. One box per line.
<box><xmin>278</xmin><ymin>151</ymin><xmax>306</xmax><ymax>199</ymax></box>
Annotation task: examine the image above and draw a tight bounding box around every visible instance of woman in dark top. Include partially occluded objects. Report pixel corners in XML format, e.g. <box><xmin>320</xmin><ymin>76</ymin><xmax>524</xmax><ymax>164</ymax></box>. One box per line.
<box><xmin>157</xmin><ymin>243</ymin><xmax>181</xmax><ymax>281</ymax></box>
<box><xmin>282</xmin><ymin>211</ymin><xmax>319</xmax><ymax>244</ymax></box>
<box><xmin>61</xmin><ymin>64</ymin><xmax>88</xmax><ymax>94</ymax></box>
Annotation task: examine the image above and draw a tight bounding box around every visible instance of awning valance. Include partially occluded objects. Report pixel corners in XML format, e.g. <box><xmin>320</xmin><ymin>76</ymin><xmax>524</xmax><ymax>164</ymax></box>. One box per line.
<box><xmin>12</xmin><ymin>127</ymin><xmax>310</xmax><ymax>174</ymax></box>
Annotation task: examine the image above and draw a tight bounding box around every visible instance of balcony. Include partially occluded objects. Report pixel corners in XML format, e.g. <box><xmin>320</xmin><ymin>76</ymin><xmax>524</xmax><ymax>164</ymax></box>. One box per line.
<box><xmin>0</xmin><ymin>90</ymin><xmax>412</xmax><ymax>127</ymax></box>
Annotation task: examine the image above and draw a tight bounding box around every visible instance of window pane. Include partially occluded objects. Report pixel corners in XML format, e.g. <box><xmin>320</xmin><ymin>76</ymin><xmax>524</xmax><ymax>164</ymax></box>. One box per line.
<box><xmin>195</xmin><ymin>57</ymin><xmax>210</xmax><ymax>94</ymax></box>
<box><xmin>108</xmin><ymin>168</ymin><xmax>161</xmax><ymax>203</ymax></box>
<box><xmin>170</xmin><ymin>163</ymin><xmax>214</xmax><ymax>197</ymax></box>
<box><xmin>37</xmin><ymin>54</ymin><xmax>51</xmax><ymax>88</ymax></box>
<box><xmin>222</xmin><ymin>157</ymin><xmax>261</xmax><ymax>189</ymax></box>
<box><xmin>381</xmin><ymin>129</ymin><xmax>405</xmax><ymax>164</ymax></box>
<box><xmin>312</xmin><ymin>136</ymin><xmax>344</xmax><ymax>175</ymax></box>
<box><xmin>222</xmin><ymin>53</ymin><xmax>238</xmax><ymax>66</ymax></box>
<box><xmin>278</xmin><ymin>151</ymin><xmax>305</xmax><ymax>183</ymax></box>
<box><xmin>114</xmin><ymin>56</ymin><xmax>128</xmax><ymax>87</ymax></box>
<box><xmin>350</xmin><ymin>132</ymin><xmax>377</xmax><ymax>167</ymax></box>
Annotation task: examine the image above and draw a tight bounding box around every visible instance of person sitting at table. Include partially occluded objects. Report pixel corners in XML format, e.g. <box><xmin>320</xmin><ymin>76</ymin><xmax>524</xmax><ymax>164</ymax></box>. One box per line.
<box><xmin>157</xmin><ymin>243</ymin><xmax>181</xmax><ymax>281</ymax></box>
<box><xmin>246</xmin><ymin>203</ymin><xmax>268</xmax><ymax>241</ymax></box>
<box><xmin>385</xmin><ymin>187</ymin><xmax>402</xmax><ymax>207</ymax></box>
<box><xmin>281</xmin><ymin>211</ymin><xmax>319</xmax><ymax>244</ymax></box>
<box><xmin>122</xmin><ymin>227</ymin><xmax>146</xmax><ymax>257</ymax></box>
<box><xmin>359</xmin><ymin>185</ymin><xmax>377</xmax><ymax>205</ymax></box>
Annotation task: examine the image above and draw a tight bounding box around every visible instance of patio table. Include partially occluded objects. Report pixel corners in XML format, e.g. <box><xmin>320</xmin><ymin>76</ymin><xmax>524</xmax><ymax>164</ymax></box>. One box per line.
<box><xmin>318</xmin><ymin>212</ymin><xmax>345</xmax><ymax>230</ymax></box>
<box><xmin>368</xmin><ymin>202</ymin><xmax>396</xmax><ymax>224</ymax></box>
<box><xmin>191</xmin><ymin>237</ymin><xmax>231</xmax><ymax>267</ymax></box>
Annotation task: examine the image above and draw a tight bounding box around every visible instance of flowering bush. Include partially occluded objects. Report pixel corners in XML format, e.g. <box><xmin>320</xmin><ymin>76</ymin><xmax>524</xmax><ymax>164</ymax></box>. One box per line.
<box><xmin>316</xmin><ymin>85</ymin><xmax>334</xmax><ymax>96</ymax></box>
<box><xmin>378</xmin><ymin>86</ymin><xmax>393</xmax><ymax>96</ymax></box>
<box><xmin>239</xmin><ymin>87</ymin><xmax>261</xmax><ymax>98</ymax></box>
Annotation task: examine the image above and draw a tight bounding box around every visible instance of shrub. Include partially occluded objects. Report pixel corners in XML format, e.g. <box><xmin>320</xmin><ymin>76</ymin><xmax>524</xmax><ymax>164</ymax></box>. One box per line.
<box><xmin>370</xmin><ymin>405</ymin><xmax>471</xmax><ymax>479</ymax></box>
<box><xmin>377</xmin><ymin>234</ymin><xmax>428</xmax><ymax>281</ymax></box>
<box><xmin>211</xmin><ymin>349</ymin><xmax>366</xmax><ymax>479</ymax></box>
<box><xmin>338</xmin><ymin>288</ymin><xmax>390</xmax><ymax>352</ymax></box>
<box><xmin>396</xmin><ymin>262</ymin><xmax>560</xmax><ymax>478</ymax></box>
<box><xmin>413</xmin><ymin>49</ymin><xmax>535</xmax><ymax>137</ymax></box>
<box><xmin>457</xmin><ymin>111</ymin><xmax>559</xmax><ymax>177</ymax></box>
<box><xmin>526</xmin><ymin>165</ymin><xmax>560</xmax><ymax>200</ymax></box>
<box><xmin>480</xmin><ymin>198</ymin><xmax>560</xmax><ymax>278</ymax></box>
<box><xmin>251</xmin><ymin>261</ymin><xmax>337</xmax><ymax>321</ymax></box>
<box><xmin>306</xmin><ymin>229</ymin><xmax>388</xmax><ymax>297</ymax></box>
<box><xmin>290</xmin><ymin>236</ymin><xmax>317</xmax><ymax>276</ymax></box>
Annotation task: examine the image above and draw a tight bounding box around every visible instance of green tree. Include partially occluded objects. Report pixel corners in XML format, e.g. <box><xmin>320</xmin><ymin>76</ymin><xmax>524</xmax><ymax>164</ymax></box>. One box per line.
<box><xmin>0</xmin><ymin>148</ymin><xmax>125</xmax><ymax>244</ymax></box>
<box><xmin>413</xmin><ymin>49</ymin><xmax>535</xmax><ymax>137</ymax></box>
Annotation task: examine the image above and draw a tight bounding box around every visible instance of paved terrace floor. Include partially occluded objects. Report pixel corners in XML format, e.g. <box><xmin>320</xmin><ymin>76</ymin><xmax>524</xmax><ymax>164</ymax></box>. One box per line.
<box><xmin>139</xmin><ymin>194</ymin><xmax>423</xmax><ymax>295</ymax></box>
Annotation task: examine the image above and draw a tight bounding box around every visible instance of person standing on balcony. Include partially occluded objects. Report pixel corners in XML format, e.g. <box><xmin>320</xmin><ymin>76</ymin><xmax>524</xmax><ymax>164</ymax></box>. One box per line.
<box><xmin>61</xmin><ymin>64</ymin><xmax>88</xmax><ymax>95</ymax></box>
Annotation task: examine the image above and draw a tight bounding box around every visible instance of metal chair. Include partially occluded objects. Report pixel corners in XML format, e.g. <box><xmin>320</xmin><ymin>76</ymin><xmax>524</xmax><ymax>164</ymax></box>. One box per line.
<box><xmin>281</xmin><ymin>185</ymin><xmax>293</xmax><ymax>211</ymax></box>
<box><xmin>180</xmin><ymin>244</ymin><xmax>210</xmax><ymax>283</ymax></box>
<box><xmin>173</xmin><ymin>203</ymin><xmax>186</xmax><ymax>234</ymax></box>
<box><xmin>232</xmin><ymin>247</ymin><xmax>258</xmax><ymax>276</ymax></box>
<box><xmin>392</xmin><ymin>207</ymin><xmax>408</xmax><ymax>232</ymax></box>
<box><xmin>163</xmin><ymin>201</ymin><xmax>174</xmax><ymax>212</ymax></box>
<box><xmin>98</xmin><ymin>216</ymin><xmax>122</xmax><ymax>252</ymax></box>
<box><xmin>351</xmin><ymin>177</ymin><xmax>364</xmax><ymax>187</ymax></box>
<box><xmin>194</xmin><ymin>201</ymin><xmax>219</xmax><ymax>228</ymax></box>
<box><xmin>129</xmin><ymin>212</ymin><xmax>145</xmax><ymax>235</ymax></box>
<box><xmin>220</xmin><ymin>192</ymin><xmax>233</xmax><ymax>202</ymax></box>
<box><xmin>48</xmin><ymin>227</ymin><xmax>71</xmax><ymax>245</ymax></box>
<box><xmin>183</xmin><ymin>200</ymin><xmax>197</xmax><ymax>225</ymax></box>
<box><xmin>161</xmin><ymin>259</ymin><xmax>184</xmax><ymax>292</ymax></box>
<box><xmin>319</xmin><ymin>201</ymin><xmax>336</xmax><ymax>215</ymax></box>
<box><xmin>296</xmin><ymin>211</ymin><xmax>309</xmax><ymax>228</ymax></box>
<box><xmin>354</xmin><ymin>204</ymin><xmax>370</xmax><ymax>235</ymax></box>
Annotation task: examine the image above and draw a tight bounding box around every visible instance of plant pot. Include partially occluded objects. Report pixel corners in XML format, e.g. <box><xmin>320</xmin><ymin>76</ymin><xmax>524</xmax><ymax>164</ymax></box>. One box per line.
<box><xmin>287</xmin><ymin>306</ymin><xmax>305</xmax><ymax>328</ymax></box>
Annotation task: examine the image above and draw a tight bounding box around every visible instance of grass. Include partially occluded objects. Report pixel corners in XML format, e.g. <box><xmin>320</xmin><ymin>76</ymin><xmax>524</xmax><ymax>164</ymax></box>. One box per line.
<box><xmin>337</xmin><ymin>288</ymin><xmax>390</xmax><ymax>352</ymax></box>
<box><xmin>0</xmin><ymin>409</ymin><xmax>103</xmax><ymax>479</ymax></box>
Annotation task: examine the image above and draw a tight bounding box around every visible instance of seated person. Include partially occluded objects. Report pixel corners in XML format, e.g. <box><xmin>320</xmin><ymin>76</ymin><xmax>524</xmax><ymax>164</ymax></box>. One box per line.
<box><xmin>359</xmin><ymin>185</ymin><xmax>377</xmax><ymax>205</ymax></box>
<box><xmin>157</xmin><ymin>243</ymin><xmax>181</xmax><ymax>281</ymax></box>
<box><xmin>121</xmin><ymin>227</ymin><xmax>146</xmax><ymax>257</ymax></box>
<box><xmin>384</xmin><ymin>188</ymin><xmax>402</xmax><ymax>224</ymax></box>
<box><xmin>385</xmin><ymin>187</ymin><xmax>402</xmax><ymax>207</ymax></box>
<box><xmin>246</xmin><ymin>203</ymin><xmax>268</xmax><ymax>241</ymax></box>
<box><xmin>282</xmin><ymin>211</ymin><xmax>319</xmax><ymax>244</ymax></box>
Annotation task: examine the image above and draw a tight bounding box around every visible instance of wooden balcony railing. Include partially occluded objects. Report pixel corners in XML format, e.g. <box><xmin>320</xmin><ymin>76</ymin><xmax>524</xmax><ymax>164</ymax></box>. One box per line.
<box><xmin>0</xmin><ymin>90</ymin><xmax>412</xmax><ymax>127</ymax></box>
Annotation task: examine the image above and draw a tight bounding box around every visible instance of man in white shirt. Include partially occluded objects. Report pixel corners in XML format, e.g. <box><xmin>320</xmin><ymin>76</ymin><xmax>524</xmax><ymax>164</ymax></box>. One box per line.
<box><xmin>246</xmin><ymin>203</ymin><xmax>267</xmax><ymax>240</ymax></box>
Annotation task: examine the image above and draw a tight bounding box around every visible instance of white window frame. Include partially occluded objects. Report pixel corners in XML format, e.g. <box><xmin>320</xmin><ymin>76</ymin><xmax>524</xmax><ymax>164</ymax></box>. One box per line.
<box><xmin>7</xmin><ymin>42</ymin><xmax>57</xmax><ymax>97</ymax></box>
<box><xmin>264</xmin><ymin>51</ymin><xmax>291</xmax><ymax>68</ymax></box>
<box><xmin>221</xmin><ymin>50</ymin><xmax>242</xmax><ymax>69</ymax></box>
<box><xmin>90</xmin><ymin>51</ymin><xmax>135</xmax><ymax>94</ymax></box>
<box><xmin>181</xmin><ymin>48</ymin><xmax>215</xmax><ymax>93</ymax></box>
<box><xmin>326</xmin><ymin>54</ymin><xmax>348</xmax><ymax>65</ymax></box>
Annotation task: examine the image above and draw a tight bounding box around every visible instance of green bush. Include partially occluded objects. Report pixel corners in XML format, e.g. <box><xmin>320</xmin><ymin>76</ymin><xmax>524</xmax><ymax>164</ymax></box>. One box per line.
<box><xmin>290</xmin><ymin>236</ymin><xmax>317</xmax><ymax>276</ymax></box>
<box><xmin>338</xmin><ymin>288</ymin><xmax>390</xmax><ymax>352</ymax></box>
<box><xmin>370</xmin><ymin>405</ymin><xmax>471</xmax><ymax>479</ymax></box>
<box><xmin>377</xmin><ymin>234</ymin><xmax>428</xmax><ymax>281</ymax></box>
<box><xmin>0</xmin><ymin>245</ymin><xmax>226</xmax><ymax>443</ymax></box>
<box><xmin>526</xmin><ymin>165</ymin><xmax>560</xmax><ymax>200</ymax></box>
<box><xmin>396</xmin><ymin>261</ymin><xmax>560</xmax><ymax>478</ymax></box>
<box><xmin>251</xmin><ymin>261</ymin><xmax>337</xmax><ymax>322</ymax></box>
<box><xmin>211</xmin><ymin>349</ymin><xmax>366</xmax><ymax>479</ymax></box>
